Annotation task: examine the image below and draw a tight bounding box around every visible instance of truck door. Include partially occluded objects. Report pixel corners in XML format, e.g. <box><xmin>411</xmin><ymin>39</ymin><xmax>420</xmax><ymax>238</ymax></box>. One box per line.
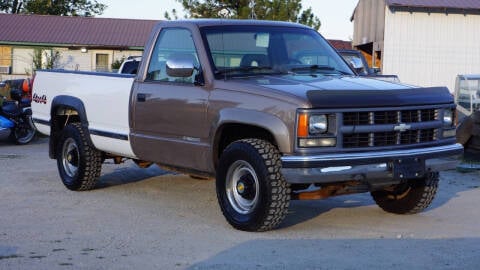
<box><xmin>131</xmin><ymin>28</ymin><xmax>210</xmax><ymax>172</ymax></box>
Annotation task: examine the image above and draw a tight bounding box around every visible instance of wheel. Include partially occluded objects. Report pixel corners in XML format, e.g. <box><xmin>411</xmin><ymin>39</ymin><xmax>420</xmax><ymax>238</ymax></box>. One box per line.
<box><xmin>371</xmin><ymin>172</ymin><xmax>439</xmax><ymax>214</ymax></box>
<box><xmin>216</xmin><ymin>139</ymin><xmax>290</xmax><ymax>232</ymax></box>
<box><xmin>12</xmin><ymin>115</ymin><xmax>36</xmax><ymax>145</ymax></box>
<box><xmin>56</xmin><ymin>123</ymin><xmax>102</xmax><ymax>191</ymax></box>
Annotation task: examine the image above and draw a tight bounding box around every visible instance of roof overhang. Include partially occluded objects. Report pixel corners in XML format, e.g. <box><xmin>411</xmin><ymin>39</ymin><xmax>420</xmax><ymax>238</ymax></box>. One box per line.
<box><xmin>386</xmin><ymin>0</ymin><xmax>480</xmax><ymax>15</ymax></box>
<box><xmin>0</xmin><ymin>41</ymin><xmax>143</xmax><ymax>51</ymax></box>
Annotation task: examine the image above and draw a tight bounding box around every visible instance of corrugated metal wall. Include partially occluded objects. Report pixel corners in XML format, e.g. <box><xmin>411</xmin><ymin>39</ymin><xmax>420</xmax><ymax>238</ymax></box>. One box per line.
<box><xmin>383</xmin><ymin>7</ymin><xmax>480</xmax><ymax>92</ymax></box>
<box><xmin>352</xmin><ymin>0</ymin><xmax>386</xmax><ymax>46</ymax></box>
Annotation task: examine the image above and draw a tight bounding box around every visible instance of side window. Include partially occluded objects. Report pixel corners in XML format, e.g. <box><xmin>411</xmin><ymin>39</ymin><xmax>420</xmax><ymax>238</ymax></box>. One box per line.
<box><xmin>146</xmin><ymin>28</ymin><xmax>200</xmax><ymax>84</ymax></box>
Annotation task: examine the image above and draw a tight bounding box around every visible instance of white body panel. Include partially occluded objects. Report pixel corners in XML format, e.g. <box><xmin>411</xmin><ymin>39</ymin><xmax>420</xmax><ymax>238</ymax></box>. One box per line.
<box><xmin>32</xmin><ymin>70</ymin><xmax>137</xmax><ymax>158</ymax></box>
<box><xmin>383</xmin><ymin>7</ymin><xmax>480</xmax><ymax>92</ymax></box>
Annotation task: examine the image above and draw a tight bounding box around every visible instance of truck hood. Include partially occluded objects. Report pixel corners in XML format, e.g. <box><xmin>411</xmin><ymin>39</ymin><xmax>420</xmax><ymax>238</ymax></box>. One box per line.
<box><xmin>232</xmin><ymin>75</ymin><xmax>453</xmax><ymax>108</ymax></box>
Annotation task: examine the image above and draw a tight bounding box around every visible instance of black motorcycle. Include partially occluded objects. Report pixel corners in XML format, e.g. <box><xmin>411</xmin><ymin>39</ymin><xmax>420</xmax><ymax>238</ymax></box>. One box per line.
<box><xmin>0</xmin><ymin>87</ymin><xmax>36</xmax><ymax>145</ymax></box>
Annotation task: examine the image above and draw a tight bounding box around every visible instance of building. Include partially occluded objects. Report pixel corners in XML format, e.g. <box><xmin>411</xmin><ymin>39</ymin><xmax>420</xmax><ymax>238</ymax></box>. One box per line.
<box><xmin>0</xmin><ymin>13</ymin><xmax>157</xmax><ymax>79</ymax></box>
<box><xmin>328</xmin><ymin>39</ymin><xmax>352</xmax><ymax>50</ymax></box>
<box><xmin>0</xmin><ymin>13</ymin><xmax>352</xmax><ymax>81</ymax></box>
<box><xmin>351</xmin><ymin>0</ymin><xmax>480</xmax><ymax>91</ymax></box>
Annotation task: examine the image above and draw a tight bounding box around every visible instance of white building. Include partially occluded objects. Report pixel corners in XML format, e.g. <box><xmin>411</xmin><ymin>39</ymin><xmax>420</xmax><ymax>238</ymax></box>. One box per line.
<box><xmin>351</xmin><ymin>0</ymin><xmax>480</xmax><ymax>92</ymax></box>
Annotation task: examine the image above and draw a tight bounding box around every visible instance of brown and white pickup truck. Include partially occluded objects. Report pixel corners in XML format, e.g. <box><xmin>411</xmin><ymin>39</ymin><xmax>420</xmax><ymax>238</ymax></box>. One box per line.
<box><xmin>32</xmin><ymin>20</ymin><xmax>463</xmax><ymax>231</ymax></box>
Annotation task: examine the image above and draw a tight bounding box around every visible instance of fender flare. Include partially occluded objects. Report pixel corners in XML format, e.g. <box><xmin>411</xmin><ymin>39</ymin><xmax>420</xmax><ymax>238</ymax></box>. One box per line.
<box><xmin>49</xmin><ymin>95</ymin><xmax>90</xmax><ymax>158</ymax></box>
<box><xmin>213</xmin><ymin>108</ymin><xmax>292</xmax><ymax>154</ymax></box>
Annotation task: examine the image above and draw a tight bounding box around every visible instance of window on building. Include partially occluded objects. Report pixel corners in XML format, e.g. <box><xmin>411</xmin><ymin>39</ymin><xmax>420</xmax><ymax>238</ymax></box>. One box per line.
<box><xmin>96</xmin><ymin>54</ymin><xmax>109</xmax><ymax>72</ymax></box>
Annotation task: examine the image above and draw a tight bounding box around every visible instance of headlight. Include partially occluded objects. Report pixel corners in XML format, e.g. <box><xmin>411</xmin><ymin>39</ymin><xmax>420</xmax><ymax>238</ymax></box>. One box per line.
<box><xmin>309</xmin><ymin>115</ymin><xmax>328</xmax><ymax>134</ymax></box>
<box><xmin>297</xmin><ymin>112</ymin><xmax>336</xmax><ymax>148</ymax></box>
<box><xmin>443</xmin><ymin>109</ymin><xmax>453</xmax><ymax>126</ymax></box>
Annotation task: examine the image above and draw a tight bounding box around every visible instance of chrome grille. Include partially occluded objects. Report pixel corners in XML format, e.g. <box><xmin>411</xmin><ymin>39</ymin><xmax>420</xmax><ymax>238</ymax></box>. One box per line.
<box><xmin>342</xmin><ymin>108</ymin><xmax>439</xmax><ymax>149</ymax></box>
<box><xmin>343</xmin><ymin>129</ymin><xmax>437</xmax><ymax>148</ymax></box>
<box><xmin>343</xmin><ymin>109</ymin><xmax>438</xmax><ymax>126</ymax></box>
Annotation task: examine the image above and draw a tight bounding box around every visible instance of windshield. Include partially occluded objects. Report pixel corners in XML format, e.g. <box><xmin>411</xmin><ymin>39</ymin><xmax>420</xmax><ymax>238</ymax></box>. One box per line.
<box><xmin>201</xmin><ymin>25</ymin><xmax>354</xmax><ymax>78</ymax></box>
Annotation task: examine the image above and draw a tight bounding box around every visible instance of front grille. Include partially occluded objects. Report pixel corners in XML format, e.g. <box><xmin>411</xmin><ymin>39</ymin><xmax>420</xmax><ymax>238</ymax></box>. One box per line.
<box><xmin>343</xmin><ymin>109</ymin><xmax>438</xmax><ymax>126</ymax></box>
<box><xmin>342</xmin><ymin>108</ymin><xmax>439</xmax><ymax>149</ymax></box>
<box><xmin>343</xmin><ymin>129</ymin><xmax>437</xmax><ymax>148</ymax></box>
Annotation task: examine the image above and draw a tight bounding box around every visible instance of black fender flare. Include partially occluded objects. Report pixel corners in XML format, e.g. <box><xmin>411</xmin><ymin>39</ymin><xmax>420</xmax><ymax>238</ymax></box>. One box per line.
<box><xmin>49</xmin><ymin>95</ymin><xmax>90</xmax><ymax>158</ymax></box>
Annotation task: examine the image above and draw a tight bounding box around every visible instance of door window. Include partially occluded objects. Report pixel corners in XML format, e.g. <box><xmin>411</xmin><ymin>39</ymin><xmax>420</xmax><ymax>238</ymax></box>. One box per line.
<box><xmin>146</xmin><ymin>28</ymin><xmax>200</xmax><ymax>84</ymax></box>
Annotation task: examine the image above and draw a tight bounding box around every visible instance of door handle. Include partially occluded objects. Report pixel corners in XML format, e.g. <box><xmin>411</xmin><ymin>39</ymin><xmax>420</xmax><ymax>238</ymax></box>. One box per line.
<box><xmin>137</xmin><ymin>93</ymin><xmax>147</xmax><ymax>102</ymax></box>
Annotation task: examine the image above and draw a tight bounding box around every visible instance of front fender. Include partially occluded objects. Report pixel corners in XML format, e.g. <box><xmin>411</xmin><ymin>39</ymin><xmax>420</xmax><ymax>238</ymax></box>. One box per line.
<box><xmin>214</xmin><ymin>108</ymin><xmax>292</xmax><ymax>153</ymax></box>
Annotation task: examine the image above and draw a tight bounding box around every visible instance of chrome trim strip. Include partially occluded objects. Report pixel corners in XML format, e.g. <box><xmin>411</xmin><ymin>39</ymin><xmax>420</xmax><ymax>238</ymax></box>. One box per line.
<box><xmin>282</xmin><ymin>143</ymin><xmax>463</xmax><ymax>167</ymax></box>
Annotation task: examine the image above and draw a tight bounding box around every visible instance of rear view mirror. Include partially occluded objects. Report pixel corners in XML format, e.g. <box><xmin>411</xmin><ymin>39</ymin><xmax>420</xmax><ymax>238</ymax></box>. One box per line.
<box><xmin>166</xmin><ymin>54</ymin><xmax>195</xmax><ymax>78</ymax></box>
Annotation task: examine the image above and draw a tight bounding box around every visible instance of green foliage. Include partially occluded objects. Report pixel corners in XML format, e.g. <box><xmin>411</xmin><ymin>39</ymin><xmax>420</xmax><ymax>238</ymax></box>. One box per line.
<box><xmin>0</xmin><ymin>0</ymin><xmax>106</xmax><ymax>16</ymax></box>
<box><xmin>32</xmin><ymin>48</ymin><xmax>61</xmax><ymax>70</ymax></box>
<box><xmin>168</xmin><ymin>0</ymin><xmax>321</xmax><ymax>30</ymax></box>
<box><xmin>111</xmin><ymin>57</ymin><xmax>125</xmax><ymax>70</ymax></box>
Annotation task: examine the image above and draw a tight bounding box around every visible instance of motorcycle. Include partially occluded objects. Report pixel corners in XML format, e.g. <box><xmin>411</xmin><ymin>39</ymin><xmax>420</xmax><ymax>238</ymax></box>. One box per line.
<box><xmin>0</xmin><ymin>82</ymin><xmax>36</xmax><ymax>145</ymax></box>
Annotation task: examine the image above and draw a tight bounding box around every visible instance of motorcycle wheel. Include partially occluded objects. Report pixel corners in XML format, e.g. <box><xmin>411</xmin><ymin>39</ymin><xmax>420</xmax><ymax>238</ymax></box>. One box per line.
<box><xmin>12</xmin><ymin>115</ymin><xmax>36</xmax><ymax>145</ymax></box>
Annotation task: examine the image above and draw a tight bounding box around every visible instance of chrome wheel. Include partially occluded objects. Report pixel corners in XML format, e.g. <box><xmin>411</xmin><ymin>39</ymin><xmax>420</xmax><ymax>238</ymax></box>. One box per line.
<box><xmin>225</xmin><ymin>160</ymin><xmax>260</xmax><ymax>214</ymax></box>
<box><xmin>61</xmin><ymin>138</ymin><xmax>80</xmax><ymax>178</ymax></box>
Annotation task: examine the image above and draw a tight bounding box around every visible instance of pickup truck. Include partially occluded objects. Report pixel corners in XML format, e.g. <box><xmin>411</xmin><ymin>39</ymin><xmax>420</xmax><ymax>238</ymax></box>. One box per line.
<box><xmin>32</xmin><ymin>19</ymin><xmax>463</xmax><ymax>232</ymax></box>
<box><xmin>338</xmin><ymin>49</ymin><xmax>400</xmax><ymax>83</ymax></box>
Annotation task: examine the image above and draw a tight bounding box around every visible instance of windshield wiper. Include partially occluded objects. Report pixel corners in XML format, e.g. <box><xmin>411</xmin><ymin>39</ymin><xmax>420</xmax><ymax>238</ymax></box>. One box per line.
<box><xmin>289</xmin><ymin>65</ymin><xmax>349</xmax><ymax>75</ymax></box>
<box><xmin>215</xmin><ymin>66</ymin><xmax>275</xmax><ymax>75</ymax></box>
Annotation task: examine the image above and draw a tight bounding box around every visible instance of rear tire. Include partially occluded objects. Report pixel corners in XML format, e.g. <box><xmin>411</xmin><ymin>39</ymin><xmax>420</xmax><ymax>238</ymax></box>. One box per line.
<box><xmin>56</xmin><ymin>123</ymin><xmax>102</xmax><ymax>191</ymax></box>
<box><xmin>11</xmin><ymin>115</ymin><xmax>36</xmax><ymax>145</ymax></box>
<box><xmin>371</xmin><ymin>172</ymin><xmax>439</xmax><ymax>214</ymax></box>
<box><xmin>216</xmin><ymin>139</ymin><xmax>290</xmax><ymax>232</ymax></box>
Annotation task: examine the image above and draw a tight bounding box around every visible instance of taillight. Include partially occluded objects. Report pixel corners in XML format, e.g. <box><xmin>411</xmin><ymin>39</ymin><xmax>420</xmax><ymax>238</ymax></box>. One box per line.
<box><xmin>22</xmin><ymin>78</ymin><xmax>30</xmax><ymax>93</ymax></box>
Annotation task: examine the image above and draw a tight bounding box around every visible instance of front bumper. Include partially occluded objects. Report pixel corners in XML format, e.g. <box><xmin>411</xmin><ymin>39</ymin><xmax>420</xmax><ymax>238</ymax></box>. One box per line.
<box><xmin>281</xmin><ymin>143</ymin><xmax>463</xmax><ymax>184</ymax></box>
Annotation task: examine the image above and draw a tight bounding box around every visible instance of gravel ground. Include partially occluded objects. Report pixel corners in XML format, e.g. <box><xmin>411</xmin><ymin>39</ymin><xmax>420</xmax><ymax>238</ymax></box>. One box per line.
<box><xmin>1</xmin><ymin>137</ymin><xmax>479</xmax><ymax>270</ymax></box>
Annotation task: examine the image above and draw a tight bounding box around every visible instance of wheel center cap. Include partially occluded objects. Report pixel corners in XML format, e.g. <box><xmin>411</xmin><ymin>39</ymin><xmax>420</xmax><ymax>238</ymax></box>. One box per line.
<box><xmin>67</xmin><ymin>154</ymin><xmax>72</xmax><ymax>162</ymax></box>
<box><xmin>236</xmin><ymin>182</ymin><xmax>246</xmax><ymax>194</ymax></box>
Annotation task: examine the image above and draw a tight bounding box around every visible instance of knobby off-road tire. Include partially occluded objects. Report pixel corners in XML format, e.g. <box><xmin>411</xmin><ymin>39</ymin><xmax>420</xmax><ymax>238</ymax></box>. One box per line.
<box><xmin>371</xmin><ymin>172</ymin><xmax>439</xmax><ymax>214</ymax></box>
<box><xmin>56</xmin><ymin>123</ymin><xmax>102</xmax><ymax>191</ymax></box>
<box><xmin>216</xmin><ymin>139</ymin><xmax>290</xmax><ymax>232</ymax></box>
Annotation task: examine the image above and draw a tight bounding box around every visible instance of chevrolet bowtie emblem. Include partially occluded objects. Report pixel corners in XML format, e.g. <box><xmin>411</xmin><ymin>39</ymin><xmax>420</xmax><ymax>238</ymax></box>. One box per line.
<box><xmin>394</xmin><ymin>123</ymin><xmax>411</xmax><ymax>132</ymax></box>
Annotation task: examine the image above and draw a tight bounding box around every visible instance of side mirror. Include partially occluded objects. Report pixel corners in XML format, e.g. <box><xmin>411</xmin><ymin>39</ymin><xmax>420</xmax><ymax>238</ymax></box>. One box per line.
<box><xmin>371</xmin><ymin>67</ymin><xmax>381</xmax><ymax>74</ymax></box>
<box><xmin>349</xmin><ymin>58</ymin><xmax>365</xmax><ymax>74</ymax></box>
<box><xmin>166</xmin><ymin>54</ymin><xmax>195</xmax><ymax>78</ymax></box>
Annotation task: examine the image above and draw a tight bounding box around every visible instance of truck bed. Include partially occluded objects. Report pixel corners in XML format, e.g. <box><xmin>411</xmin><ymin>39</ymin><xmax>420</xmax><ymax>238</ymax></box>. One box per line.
<box><xmin>32</xmin><ymin>70</ymin><xmax>137</xmax><ymax>158</ymax></box>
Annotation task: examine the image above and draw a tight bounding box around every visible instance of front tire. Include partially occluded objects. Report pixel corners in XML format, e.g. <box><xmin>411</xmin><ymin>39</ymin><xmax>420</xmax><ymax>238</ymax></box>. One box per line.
<box><xmin>216</xmin><ymin>139</ymin><xmax>290</xmax><ymax>232</ymax></box>
<box><xmin>56</xmin><ymin>123</ymin><xmax>102</xmax><ymax>191</ymax></box>
<box><xmin>371</xmin><ymin>172</ymin><xmax>439</xmax><ymax>214</ymax></box>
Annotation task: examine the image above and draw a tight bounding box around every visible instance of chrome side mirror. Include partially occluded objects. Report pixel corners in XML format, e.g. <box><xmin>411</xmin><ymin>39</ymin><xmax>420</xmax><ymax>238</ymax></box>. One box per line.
<box><xmin>166</xmin><ymin>54</ymin><xmax>195</xmax><ymax>78</ymax></box>
<box><xmin>349</xmin><ymin>58</ymin><xmax>364</xmax><ymax>72</ymax></box>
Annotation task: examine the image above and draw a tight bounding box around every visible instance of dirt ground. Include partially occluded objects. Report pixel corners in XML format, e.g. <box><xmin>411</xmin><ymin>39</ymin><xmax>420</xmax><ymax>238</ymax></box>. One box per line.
<box><xmin>1</xmin><ymin>137</ymin><xmax>479</xmax><ymax>269</ymax></box>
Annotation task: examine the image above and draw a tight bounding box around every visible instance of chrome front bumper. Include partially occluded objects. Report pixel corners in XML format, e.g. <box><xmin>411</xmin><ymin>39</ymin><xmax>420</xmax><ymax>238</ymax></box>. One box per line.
<box><xmin>281</xmin><ymin>143</ymin><xmax>463</xmax><ymax>184</ymax></box>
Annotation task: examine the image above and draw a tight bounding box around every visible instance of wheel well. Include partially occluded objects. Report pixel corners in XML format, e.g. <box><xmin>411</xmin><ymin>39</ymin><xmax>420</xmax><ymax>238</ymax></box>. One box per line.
<box><xmin>214</xmin><ymin>123</ymin><xmax>277</xmax><ymax>168</ymax></box>
<box><xmin>49</xmin><ymin>106</ymin><xmax>82</xmax><ymax>158</ymax></box>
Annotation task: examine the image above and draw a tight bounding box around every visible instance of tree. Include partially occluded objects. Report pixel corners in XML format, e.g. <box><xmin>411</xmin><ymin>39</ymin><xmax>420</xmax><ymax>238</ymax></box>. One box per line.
<box><xmin>169</xmin><ymin>0</ymin><xmax>321</xmax><ymax>30</ymax></box>
<box><xmin>0</xmin><ymin>0</ymin><xmax>106</xmax><ymax>16</ymax></box>
<box><xmin>32</xmin><ymin>48</ymin><xmax>61</xmax><ymax>70</ymax></box>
